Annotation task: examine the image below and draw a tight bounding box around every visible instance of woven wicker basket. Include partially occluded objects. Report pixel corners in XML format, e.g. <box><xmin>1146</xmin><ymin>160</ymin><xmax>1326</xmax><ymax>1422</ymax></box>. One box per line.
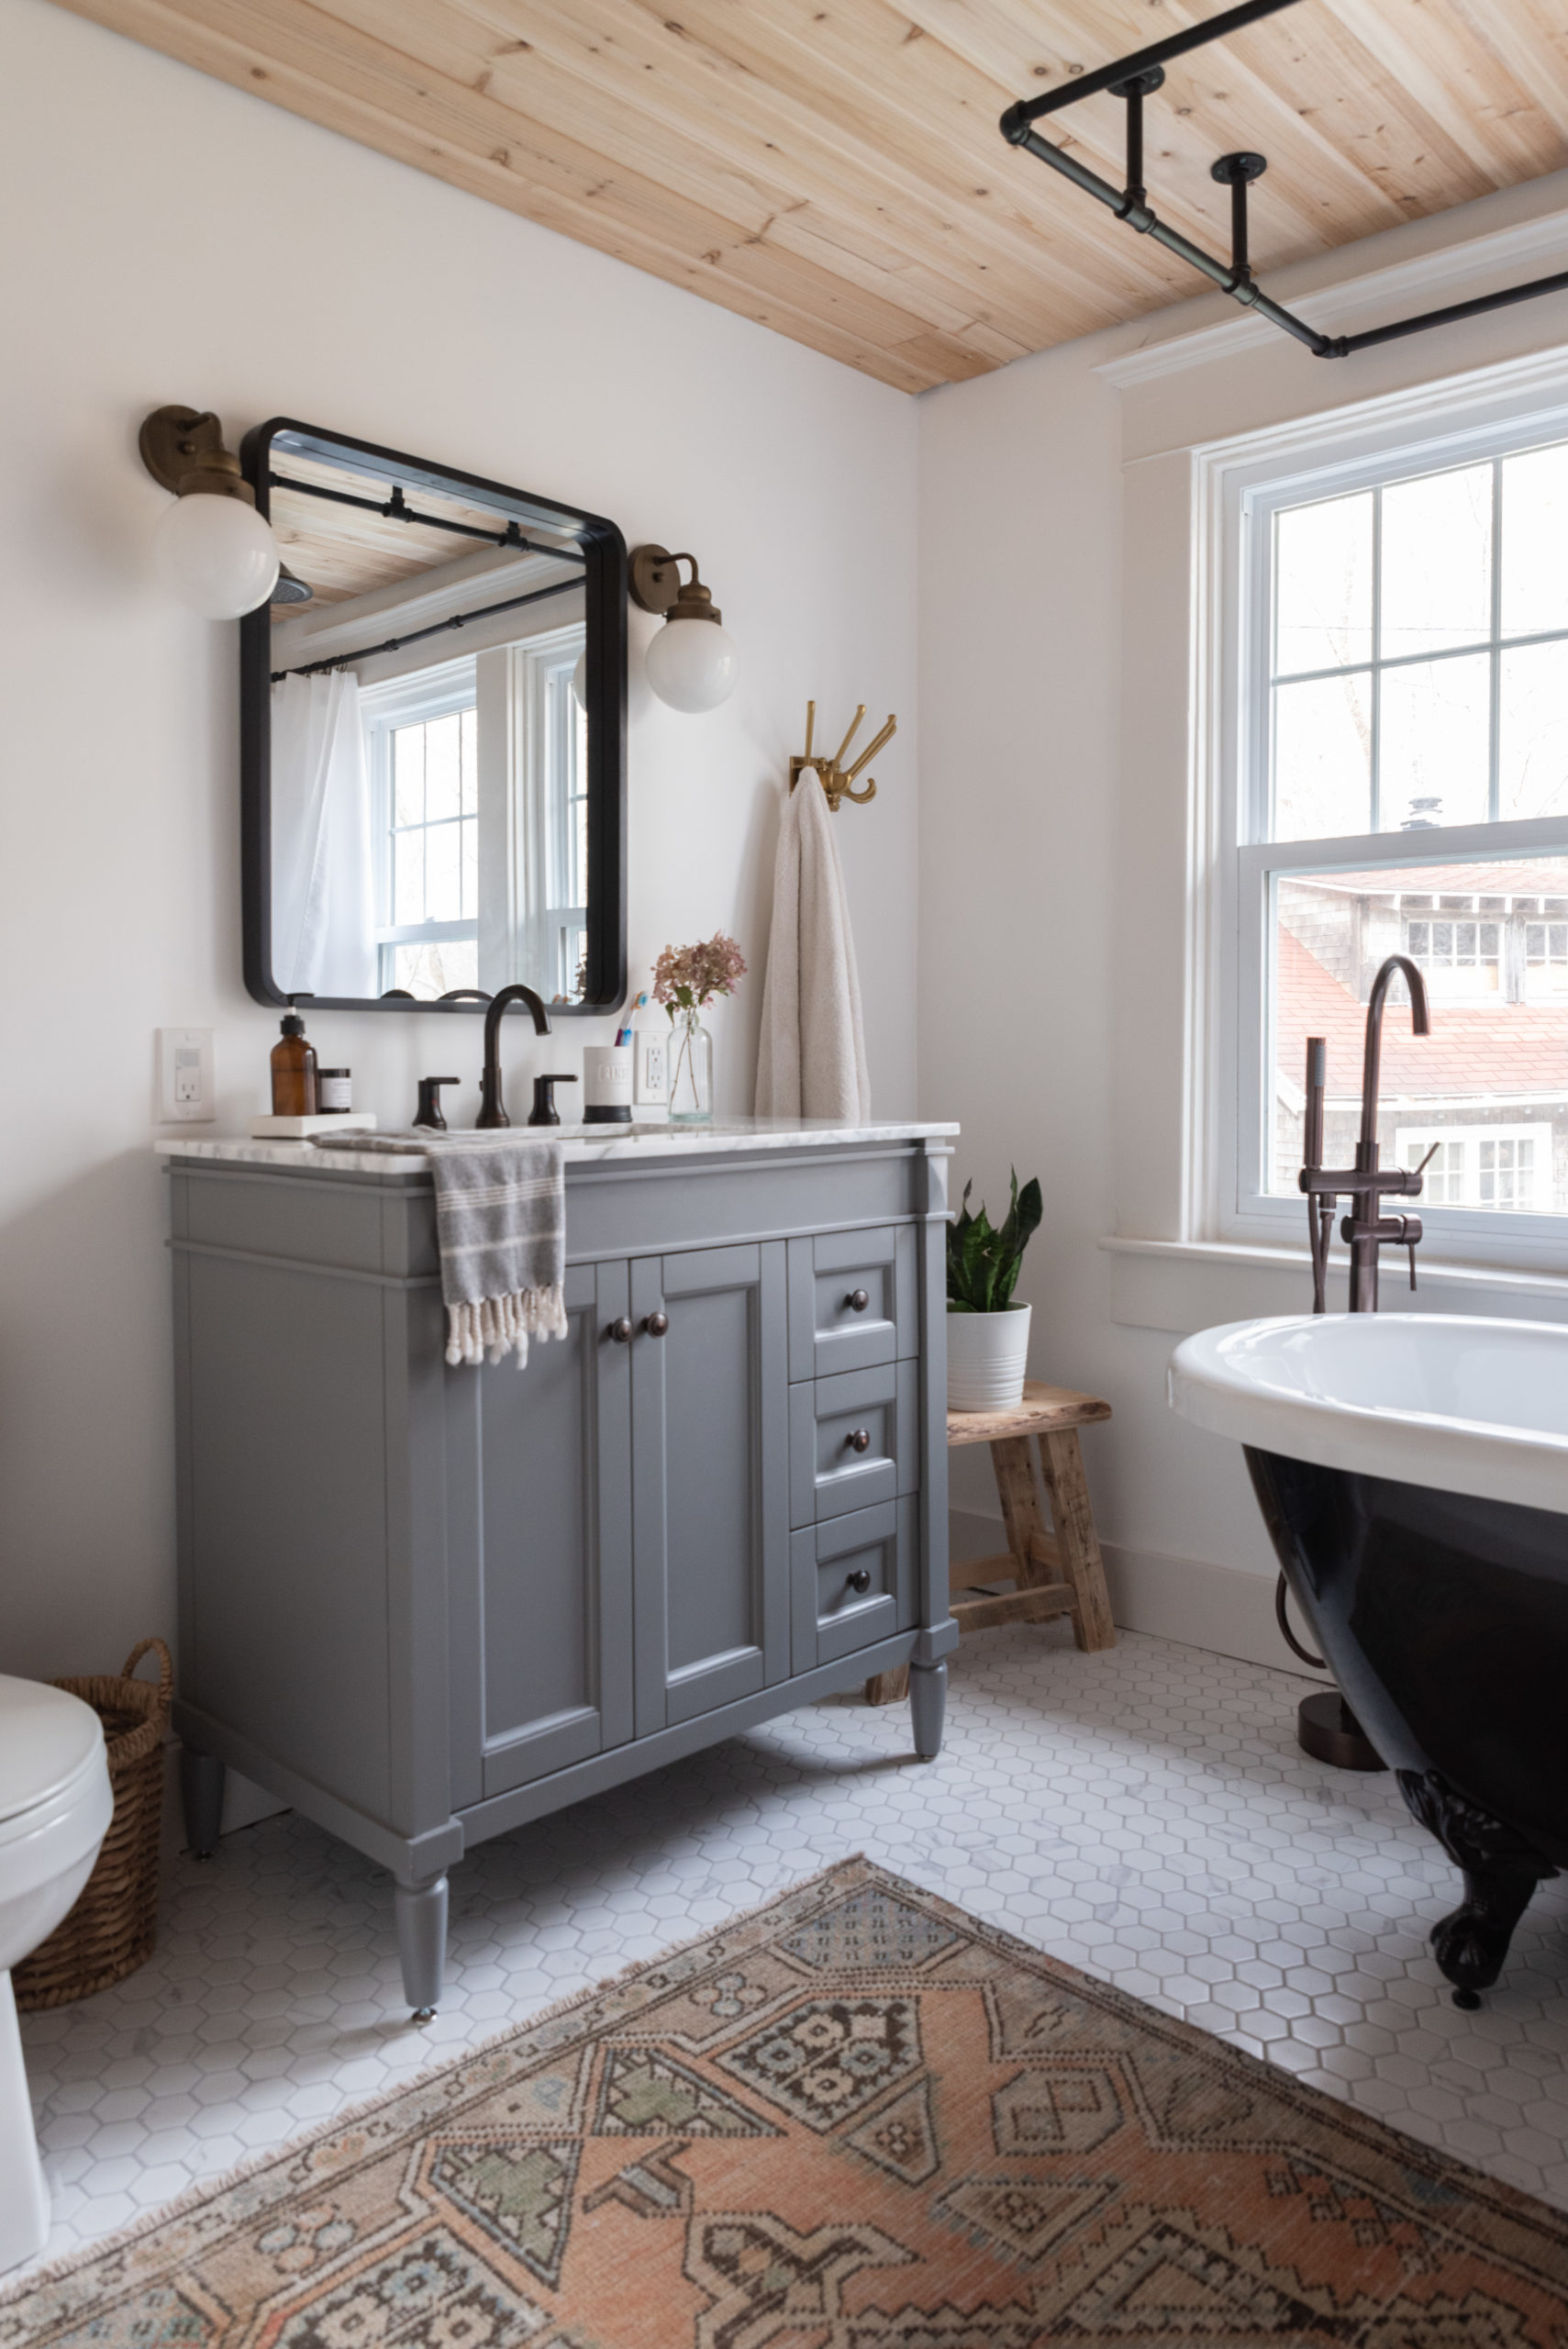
<box><xmin>13</xmin><ymin>1639</ymin><xmax>172</xmax><ymax>2011</ymax></box>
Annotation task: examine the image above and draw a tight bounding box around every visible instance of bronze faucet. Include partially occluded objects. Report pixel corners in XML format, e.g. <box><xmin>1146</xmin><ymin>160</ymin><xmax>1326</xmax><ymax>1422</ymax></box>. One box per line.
<box><xmin>1300</xmin><ymin>953</ymin><xmax>1433</xmax><ymax>1312</ymax></box>
<box><xmin>477</xmin><ymin>985</ymin><xmax>551</xmax><ymax>1129</ymax></box>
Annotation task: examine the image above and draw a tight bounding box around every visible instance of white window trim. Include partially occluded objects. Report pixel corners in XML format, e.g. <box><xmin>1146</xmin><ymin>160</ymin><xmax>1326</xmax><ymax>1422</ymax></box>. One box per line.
<box><xmin>1194</xmin><ymin>351</ymin><xmax>1568</xmax><ymax>1275</ymax></box>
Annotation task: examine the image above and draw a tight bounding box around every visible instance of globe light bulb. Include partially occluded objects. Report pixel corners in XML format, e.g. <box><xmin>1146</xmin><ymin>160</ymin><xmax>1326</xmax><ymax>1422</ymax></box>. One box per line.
<box><xmin>644</xmin><ymin>616</ymin><xmax>740</xmax><ymax>714</ymax></box>
<box><xmin>154</xmin><ymin>492</ymin><xmax>280</xmax><ymax>618</ymax></box>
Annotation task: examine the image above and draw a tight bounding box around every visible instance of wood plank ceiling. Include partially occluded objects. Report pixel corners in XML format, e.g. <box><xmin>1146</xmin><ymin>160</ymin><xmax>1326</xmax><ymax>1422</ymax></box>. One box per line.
<box><xmin>51</xmin><ymin>0</ymin><xmax>1568</xmax><ymax>389</ymax></box>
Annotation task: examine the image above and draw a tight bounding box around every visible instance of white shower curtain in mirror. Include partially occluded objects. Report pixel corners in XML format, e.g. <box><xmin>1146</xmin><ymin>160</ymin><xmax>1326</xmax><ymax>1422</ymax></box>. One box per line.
<box><xmin>271</xmin><ymin>671</ymin><xmax>377</xmax><ymax>997</ymax></box>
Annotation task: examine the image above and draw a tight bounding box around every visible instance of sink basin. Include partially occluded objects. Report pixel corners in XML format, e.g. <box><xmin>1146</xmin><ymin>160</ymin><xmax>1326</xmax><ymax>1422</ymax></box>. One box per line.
<box><xmin>1169</xmin><ymin>1311</ymin><xmax>1568</xmax><ymax>1518</ymax></box>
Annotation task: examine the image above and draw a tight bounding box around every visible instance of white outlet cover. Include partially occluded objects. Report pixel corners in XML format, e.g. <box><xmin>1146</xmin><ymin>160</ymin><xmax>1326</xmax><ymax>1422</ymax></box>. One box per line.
<box><xmin>634</xmin><ymin>1029</ymin><xmax>668</xmax><ymax>1105</ymax></box>
<box><xmin>158</xmin><ymin>1026</ymin><xmax>216</xmax><ymax>1123</ymax></box>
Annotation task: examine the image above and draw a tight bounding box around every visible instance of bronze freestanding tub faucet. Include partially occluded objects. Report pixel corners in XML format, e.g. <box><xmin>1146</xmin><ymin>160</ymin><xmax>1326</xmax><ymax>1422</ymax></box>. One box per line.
<box><xmin>477</xmin><ymin>985</ymin><xmax>552</xmax><ymax>1129</ymax></box>
<box><xmin>1288</xmin><ymin>952</ymin><xmax>1435</xmax><ymax>1771</ymax></box>
<box><xmin>1300</xmin><ymin>952</ymin><xmax>1433</xmax><ymax>1315</ymax></box>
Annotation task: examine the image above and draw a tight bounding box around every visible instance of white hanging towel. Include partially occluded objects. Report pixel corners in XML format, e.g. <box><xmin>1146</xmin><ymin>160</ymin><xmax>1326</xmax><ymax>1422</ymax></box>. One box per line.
<box><xmin>754</xmin><ymin>765</ymin><xmax>872</xmax><ymax>1122</ymax></box>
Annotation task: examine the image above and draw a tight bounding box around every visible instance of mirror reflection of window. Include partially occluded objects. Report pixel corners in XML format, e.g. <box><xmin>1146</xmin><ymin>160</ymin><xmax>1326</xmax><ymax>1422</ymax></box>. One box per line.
<box><xmin>361</xmin><ymin>662</ymin><xmax>479</xmax><ymax>996</ymax></box>
<box><xmin>265</xmin><ymin>439</ymin><xmax>590</xmax><ymax>1005</ymax></box>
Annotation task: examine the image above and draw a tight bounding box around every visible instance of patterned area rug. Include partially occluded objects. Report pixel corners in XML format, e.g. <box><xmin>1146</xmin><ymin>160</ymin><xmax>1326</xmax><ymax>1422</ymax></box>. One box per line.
<box><xmin>5</xmin><ymin>1858</ymin><xmax>1567</xmax><ymax>2347</ymax></box>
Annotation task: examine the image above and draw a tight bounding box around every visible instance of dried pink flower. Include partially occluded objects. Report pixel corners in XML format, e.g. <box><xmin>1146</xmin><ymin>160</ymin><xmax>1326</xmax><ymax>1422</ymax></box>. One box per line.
<box><xmin>651</xmin><ymin>932</ymin><xmax>748</xmax><ymax>1015</ymax></box>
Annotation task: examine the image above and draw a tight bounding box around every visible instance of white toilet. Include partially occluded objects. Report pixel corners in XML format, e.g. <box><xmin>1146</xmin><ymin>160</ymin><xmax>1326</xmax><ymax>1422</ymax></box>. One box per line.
<box><xmin>0</xmin><ymin>1675</ymin><xmax>113</xmax><ymax>2271</ymax></box>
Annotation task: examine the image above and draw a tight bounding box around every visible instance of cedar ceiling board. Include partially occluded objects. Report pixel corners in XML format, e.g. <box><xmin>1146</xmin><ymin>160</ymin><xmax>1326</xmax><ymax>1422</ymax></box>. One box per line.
<box><xmin>46</xmin><ymin>0</ymin><xmax>1568</xmax><ymax>391</ymax></box>
<box><xmin>453</xmin><ymin>0</ymin><xmax>1167</xmax><ymax>337</ymax></box>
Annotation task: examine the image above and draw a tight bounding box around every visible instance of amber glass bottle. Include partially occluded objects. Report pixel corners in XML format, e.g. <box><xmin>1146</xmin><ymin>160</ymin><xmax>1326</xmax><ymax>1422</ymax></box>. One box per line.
<box><xmin>271</xmin><ymin>1012</ymin><xmax>318</xmax><ymax>1116</ymax></box>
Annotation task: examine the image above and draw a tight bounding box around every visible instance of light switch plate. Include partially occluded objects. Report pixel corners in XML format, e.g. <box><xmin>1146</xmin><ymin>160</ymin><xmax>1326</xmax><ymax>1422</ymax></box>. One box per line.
<box><xmin>158</xmin><ymin>1027</ymin><xmax>216</xmax><ymax>1123</ymax></box>
<box><xmin>634</xmin><ymin>1028</ymin><xmax>668</xmax><ymax>1106</ymax></box>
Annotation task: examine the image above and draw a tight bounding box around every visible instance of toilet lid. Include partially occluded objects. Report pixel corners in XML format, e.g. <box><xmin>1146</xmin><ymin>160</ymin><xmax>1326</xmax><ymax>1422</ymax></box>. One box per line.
<box><xmin>0</xmin><ymin>1675</ymin><xmax>106</xmax><ymax>1823</ymax></box>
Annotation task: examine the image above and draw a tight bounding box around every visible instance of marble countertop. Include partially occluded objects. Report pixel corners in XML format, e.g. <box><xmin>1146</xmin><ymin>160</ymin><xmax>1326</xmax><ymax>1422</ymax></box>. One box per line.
<box><xmin>156</xmin><ymin>1117</ymin><xmax>958</xmax><ymax>1177</ymax></box>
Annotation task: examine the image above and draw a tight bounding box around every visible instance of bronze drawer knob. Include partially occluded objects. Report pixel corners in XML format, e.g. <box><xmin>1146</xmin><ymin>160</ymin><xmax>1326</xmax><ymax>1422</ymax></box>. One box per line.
<box><xmin>847</xmin><ymin>1567</ymin><xmax>873</xmax><ymax>1594</ymax></box>
<box><xmin>847</xmin><ymin>1428</ymin><xmax>872</xmax><ymax>1453</ymax></box>
<box><xmin>847</xmin><ymin>1288</ymin><xmax>870</xmax><ymax>1312</ymax></box>
<box><xmin>642</xmin><ymin>1311</ymin><xmax>670</xmax><ymax>1338</ymax></box>
<box><xmin>607</xmin><ymin>1318</ymin><xmax>634</xmax><ymax>1343</ymax></box>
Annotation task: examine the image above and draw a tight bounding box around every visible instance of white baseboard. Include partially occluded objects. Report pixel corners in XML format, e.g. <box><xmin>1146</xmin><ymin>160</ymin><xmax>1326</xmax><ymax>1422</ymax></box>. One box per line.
<box><xmin>950</xmin><ymin>1507</ymin><xmax>1330</xmax><ymax>1681</ymax></box>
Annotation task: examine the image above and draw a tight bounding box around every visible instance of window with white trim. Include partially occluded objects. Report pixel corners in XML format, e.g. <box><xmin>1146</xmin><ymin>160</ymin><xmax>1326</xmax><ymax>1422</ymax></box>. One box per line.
<box><xmin>361</xmin><ymin>662</ymin><xmax>480</xmax><ymax>998</ymax></box>
<box><xmin>1232</xmin><ymin>413</ymin><xmax>1568</xmax><ymax>1252</ymax></box>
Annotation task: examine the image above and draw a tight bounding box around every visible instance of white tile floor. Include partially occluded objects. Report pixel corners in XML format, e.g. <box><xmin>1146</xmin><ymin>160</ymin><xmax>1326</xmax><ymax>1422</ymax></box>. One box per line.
<box><xmin>17</xmin><ymin>1622</ymin><xmax>1568</xmax><ymax>2276</ymax></box>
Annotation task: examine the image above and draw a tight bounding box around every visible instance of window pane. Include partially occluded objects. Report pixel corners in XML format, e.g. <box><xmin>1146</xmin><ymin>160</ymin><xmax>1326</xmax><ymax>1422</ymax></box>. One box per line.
<box><xmin>390</xmin><ymin>938</ymin><xmax>478</xmax><ymax>1000</ymax></box>
<box><xmin>1499</xmin><ymin>639</ymin><xmax>1568</xmax><ymax>821</ymax></box>
<box><xmin>1272</xmin><ymin>672</ymin><xmax>1372</xmax><ymax>841</ymax></box>
<box><xmin>425</xmin><ymin>817</ymin><xmax>461</xmax><ymax>922</ymax></box>
<box><xmin>1273</xmin><ymin>492</ymin><xmax>1372</xmax><ymax>676</ymax></box>
<box><xmin>1378</xmin><ymin>653</ymin><xmax>1490</xmax><ymax>830</ymax></box>
<box><xmin>1501</xmin><ymin>442</ymin><xmax>1568</xmax><ymax>640</ymax></box>
<box><xmin>424</xmin><ymin>713</ymin><xmax>462</xmax><ymax>823</ymax></box>
<box><xmin>1268</xmin><ymin>854</ymin><xmax>1568</xmax><ymax>1208</ymax></box>
<box><xmin>1380</xmin><ymin>463</ymin><xmax>1492</xmax><ymax>660</ymax></box>
<box><xmin>393</xmin><ymin>726</ymin><xmax>424</xmax><ymax>828</ymax></box>
<box><xmin>394</xmin><ymin>829</ymin><xmax>425</xmax><ymax>926</ymax></box>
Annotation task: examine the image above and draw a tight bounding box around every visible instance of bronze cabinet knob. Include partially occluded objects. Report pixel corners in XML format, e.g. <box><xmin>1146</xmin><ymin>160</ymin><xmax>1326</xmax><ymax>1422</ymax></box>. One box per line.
<box><xmin>847</xmin><ymin>1428</ymin><xmax>872</xmax><ymax>1453</ymax></box>
<box><xmin>607</xmin><ymin>1318</ymin><xmax>634</xmax><ymax>1343</ymax></box>
<box><xmin>847</xmin><ymin>1288</ymin><xmax>870</xmax><ymax>1313</ymax></box>
<box><xmin>847</xmin><ymin>1567</ymin><xmax>873</xmax><ymax>1594</ymax></box>
<box><xmin>642</xmin><ymin>1311</ymin><xmax>670</xmax><ymax>1338</ymax></box>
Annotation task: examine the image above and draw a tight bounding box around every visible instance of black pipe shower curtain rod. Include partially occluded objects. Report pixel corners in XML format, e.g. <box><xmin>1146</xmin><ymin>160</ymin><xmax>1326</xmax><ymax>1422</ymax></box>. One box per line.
<box><xmin>268</xmin><ymin>471</ymin><xmax>585</xmax><ymax>561</ymax></box>
<box><xmin>998</xmin><ymin>0</ymin><xmax>1568</xmax><ymax>359</ymax></box>
<box><xmin>271</xmin><ymin>575</ymin><xmax>582</xmax><ymax>682</ymax></box>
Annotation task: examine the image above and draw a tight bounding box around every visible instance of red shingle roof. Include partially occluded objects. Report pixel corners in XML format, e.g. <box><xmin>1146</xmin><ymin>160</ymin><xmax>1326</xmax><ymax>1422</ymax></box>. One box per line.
<box><xmin>1276</xmin><ymin>926</ymin><xmax>1568</xmax><ymax>1100</ymax></box>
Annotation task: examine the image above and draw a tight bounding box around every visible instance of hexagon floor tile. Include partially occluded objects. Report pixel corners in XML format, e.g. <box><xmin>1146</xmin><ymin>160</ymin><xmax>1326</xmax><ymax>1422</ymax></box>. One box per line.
<box><xmin>17</xmin><ymin>1624</ymin><xmax>1568</xmax><ymax>2273</ymax></box>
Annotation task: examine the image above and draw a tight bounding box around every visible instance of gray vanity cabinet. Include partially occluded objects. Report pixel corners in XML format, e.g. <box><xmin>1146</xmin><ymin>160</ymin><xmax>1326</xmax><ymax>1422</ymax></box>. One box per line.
<box><xmin>167</xmin><ymin>1130</ymin><xmax>955</xmax><ymax>2017</ymax></box>
<box><xmin>630</xmin><ymin>1243</ymin><xmax>790</xmax><ymax>1732</ymax></box>
<box><xmin>452</xmin><ymin>1261</ymin><xmax>635</xmax><ymax>1804</ymax></box>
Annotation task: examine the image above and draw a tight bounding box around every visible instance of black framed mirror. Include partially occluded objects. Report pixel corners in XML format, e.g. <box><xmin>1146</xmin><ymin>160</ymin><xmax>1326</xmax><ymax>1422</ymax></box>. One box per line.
<box><xmin>239</xmin><ymin>418</ymin><xmax>627</xmax><ymax>1015</ymax></box>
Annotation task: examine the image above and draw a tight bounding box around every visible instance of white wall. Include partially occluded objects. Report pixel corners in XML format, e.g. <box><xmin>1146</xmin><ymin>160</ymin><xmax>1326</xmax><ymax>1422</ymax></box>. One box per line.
<box><xmin>0</xmin><ymin>0</ymin><xmax>917</xmax><ymax>1679</ymax></box>
<box><xmin>919</xmin><ymin>171</ymin><xmax>1568</xmax><ymax>1670</ymax></box>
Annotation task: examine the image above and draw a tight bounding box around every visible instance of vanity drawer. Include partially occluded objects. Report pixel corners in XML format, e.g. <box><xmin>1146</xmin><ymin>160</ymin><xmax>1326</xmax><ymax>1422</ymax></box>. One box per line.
<box><xmin>789</xmin><ymin>1361</ymin><xmax>917</xmax><ymax>1529</ymax></box>
<box><xmin>791</xmin><ymin>1497</ymin><xmax>917</xmax><ymax>1670</ymax></box>
<box><xmin>787</xmin><ymin>1225</ymin><xmax>917</xmax><ymax>1382</ymax></box>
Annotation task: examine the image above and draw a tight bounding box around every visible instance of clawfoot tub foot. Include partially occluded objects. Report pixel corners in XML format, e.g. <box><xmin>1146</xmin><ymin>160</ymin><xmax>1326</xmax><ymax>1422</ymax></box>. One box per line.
<box><xmin>1397</xmin><ymin>1769</ymin><xmax>1558</xmax><ymax>2008</ymax></box>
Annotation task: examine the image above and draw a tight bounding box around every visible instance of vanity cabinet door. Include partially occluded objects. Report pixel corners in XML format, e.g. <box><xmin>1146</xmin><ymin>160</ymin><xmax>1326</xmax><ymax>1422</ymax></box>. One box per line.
<box><xmin>630</xmin><ymin>1242</ymin><xmax>790</xmax><ymax>1733</ymax></box>
<box><xmin>454</xmin><ymin>1259</ymin><xmax>635</xmax><ymax>1803</ymax></box>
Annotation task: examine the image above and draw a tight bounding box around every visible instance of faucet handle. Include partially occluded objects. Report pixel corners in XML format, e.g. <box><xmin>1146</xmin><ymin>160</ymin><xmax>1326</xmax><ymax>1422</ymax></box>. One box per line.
<box><xmin>415</xmin><ymin>1076</ymin><xmax>460</xmax><ymax>1130</ymax></box>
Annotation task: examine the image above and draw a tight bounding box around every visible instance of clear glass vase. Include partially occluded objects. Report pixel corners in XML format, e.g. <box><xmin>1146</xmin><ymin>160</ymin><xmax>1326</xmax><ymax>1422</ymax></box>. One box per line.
<box><xmin>668</xmin><ymin>1008</ymin><xmax>713</xmax><ymax>1122</ymax></box>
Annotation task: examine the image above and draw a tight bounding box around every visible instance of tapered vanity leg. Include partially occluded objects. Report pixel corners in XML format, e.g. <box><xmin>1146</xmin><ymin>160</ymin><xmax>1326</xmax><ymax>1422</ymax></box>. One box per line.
<box><xmin>909</xmin><ymin>1661</ymin><xmax>947</xmax><ymax>1761</ymax></box>
<box><xmin>180</xmin><ymin>1746</ymin><xmax>226</xmax><ymax>1860</ymax></box>
<box><xmin>395</xmin><ymin>1875</ymin><xmax>449</xmax><ymax>2022</ymax></box>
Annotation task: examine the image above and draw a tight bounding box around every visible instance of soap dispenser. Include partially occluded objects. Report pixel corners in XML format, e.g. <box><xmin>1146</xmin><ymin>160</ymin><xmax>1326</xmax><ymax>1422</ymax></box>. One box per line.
<box><xmin>271</xmin><ymin>1008</ymin><xmax>318</xmax><ymax>1117</ymax></box>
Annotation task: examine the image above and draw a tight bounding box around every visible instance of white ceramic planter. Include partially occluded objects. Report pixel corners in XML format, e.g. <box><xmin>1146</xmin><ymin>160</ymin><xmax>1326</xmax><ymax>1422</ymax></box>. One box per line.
<box><xmin>947</xmin><ymin>1301</ymin><xmax>1031</xmax><ymax>1412</ymax></box>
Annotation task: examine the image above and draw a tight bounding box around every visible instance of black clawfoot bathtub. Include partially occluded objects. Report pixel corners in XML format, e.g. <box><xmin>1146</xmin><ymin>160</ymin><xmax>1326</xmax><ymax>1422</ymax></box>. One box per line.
<box><xmin>1170</xmin><ymin>1315</ymin><xmax>1568</xmax><ymax>2006</ymax></box>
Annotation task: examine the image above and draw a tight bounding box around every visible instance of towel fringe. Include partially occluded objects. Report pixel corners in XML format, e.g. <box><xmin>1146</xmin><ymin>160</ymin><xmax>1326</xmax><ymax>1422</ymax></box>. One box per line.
<box><xmin>445</xmin><ymin>1284</ymin><xmax>568</xmax><ymax>1370</ymax></box>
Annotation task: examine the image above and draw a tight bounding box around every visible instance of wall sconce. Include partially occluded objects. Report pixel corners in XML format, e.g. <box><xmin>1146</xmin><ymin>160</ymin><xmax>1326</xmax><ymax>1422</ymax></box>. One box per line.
<box><xmin>629</xmin><ymin>544</ymin><xmax>739</xmax><ymax>713</ymax></box>
<box><xmin>139</xmin><ymin>406</ymin><xmax>281</xmax><ymax>618</ymax></box>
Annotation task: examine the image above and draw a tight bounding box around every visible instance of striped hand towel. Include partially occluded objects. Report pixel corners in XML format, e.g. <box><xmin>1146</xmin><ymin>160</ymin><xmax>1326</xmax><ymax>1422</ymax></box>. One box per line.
<box><xmin>313</xmin><ymin>1131</ymin><xmax>565</xmax><ymax>1368</ymax></box>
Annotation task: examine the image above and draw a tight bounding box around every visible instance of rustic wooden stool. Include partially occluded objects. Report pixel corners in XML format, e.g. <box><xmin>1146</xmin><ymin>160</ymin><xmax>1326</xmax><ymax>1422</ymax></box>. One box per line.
<box><xmin>868</xmin><ymin>1383</ymin><xmax>1116</xmax><ymax>1705</ymax></box>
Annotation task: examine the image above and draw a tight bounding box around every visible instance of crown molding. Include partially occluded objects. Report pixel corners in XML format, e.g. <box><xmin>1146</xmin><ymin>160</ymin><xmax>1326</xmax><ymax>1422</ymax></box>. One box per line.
<box><xmin>1095</xmin><ymin>204</ymin><xmax>1568</xmax><ymax>391</ymax></box>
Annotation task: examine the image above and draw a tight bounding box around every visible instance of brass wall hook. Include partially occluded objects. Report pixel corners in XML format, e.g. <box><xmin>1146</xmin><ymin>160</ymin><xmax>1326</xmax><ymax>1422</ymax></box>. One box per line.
<box><xmin>788</xmin><ymin>701</ymin><xmax>896</xmax><ymax>812</ymax></box>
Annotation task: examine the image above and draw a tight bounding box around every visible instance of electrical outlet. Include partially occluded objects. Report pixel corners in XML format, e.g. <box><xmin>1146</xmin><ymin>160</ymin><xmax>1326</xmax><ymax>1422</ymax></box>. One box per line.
<box><xmin>634</xmin><ymin>1029</ymin><xmax>668</xmax><ymax>1106</ymax></box>
<box><xmin>158</xmin><ymin>1027</ymin><xmax>216</xmax><ymax>1123</ymax></box>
